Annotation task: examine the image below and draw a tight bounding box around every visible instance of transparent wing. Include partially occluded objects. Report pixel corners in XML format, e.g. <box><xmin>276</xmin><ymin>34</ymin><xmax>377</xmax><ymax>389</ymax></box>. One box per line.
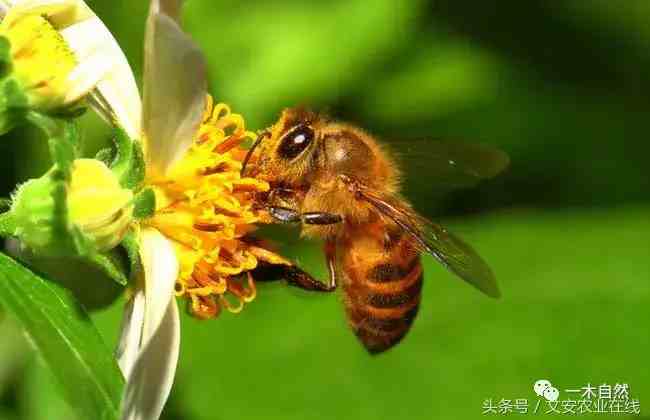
<box><xmin>355</xmin><ymin>184</ymin><xmax>500</xmax><ymax>298</ymax></box>
<box><xmin>388</xmin><ymin>139</ymin><xmax>509</xmax><ymax>191</ymax></box>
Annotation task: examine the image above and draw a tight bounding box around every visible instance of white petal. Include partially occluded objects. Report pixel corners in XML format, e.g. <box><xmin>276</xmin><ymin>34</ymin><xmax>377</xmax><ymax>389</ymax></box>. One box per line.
<box><xmin>140</xmin><ymin>227</ymin><xmax>179</xmax><ymax>342</ymax></box>
<box><xmin>62</xmin><ymin>17</ymin><xmax>142</xmax><ymax>139</ymax></box>
<box><xmin>0</xmin><ymin>2</ymin><xmax>9</xmax><ymax>19</ymax></box>
<box><xmin>2</xmin><ymin>0</ymin><xmax>92</xmax><ymax>29</ymax></box>
<box><xmin>121</xmin><ymin>299</ymin><xmax>180</xmax><ymax>420</ymax></box>
<box><xmin>115</xmin><ymin>291</ymin><xmax>145</xmax><ymax>379</ymax></box>
<box><xmin>148</xmin><ymin>0</ymin><xmax>182</xmax><ymax>21</ymax></box>
<box><xmin>60</xmin><ymin>17</ymin><xmax>106</xmax><ymax>62</ymax></box>
<box><xmin>142</xmin><ymin>10</ymin><xmax>207</xmax><ymax>176</ymax></box>
<box><xmin>119</xmin><ymin>228</ymin><xmax>180</xmax><ymax>420</ymax></box>
<box><xmin>63</xmin><ymin>52</ymin><xmax>112</xmax><ymax>104</ymax></box>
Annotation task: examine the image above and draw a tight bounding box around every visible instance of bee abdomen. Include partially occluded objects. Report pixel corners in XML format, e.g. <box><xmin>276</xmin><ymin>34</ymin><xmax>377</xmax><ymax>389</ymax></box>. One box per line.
<box><xmin>367</xmin><ymin>257</ymin><xmax>420</xmax><ymax>283</ymax></box>
<box><xmin>348</xmin><ymin>256</ymin><xmax>423</xmax><ymax>354</ymax></box>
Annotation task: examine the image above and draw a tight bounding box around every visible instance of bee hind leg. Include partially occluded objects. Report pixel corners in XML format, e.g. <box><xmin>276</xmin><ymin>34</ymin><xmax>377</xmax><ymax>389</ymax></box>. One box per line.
<box><xmin>283</xmin><ymin>239</ymin><xmax>338</xmax><ymax>292</ymax></box>
<box><xmin>252</xmin><ymin>261</ymin><xmax>336</xmax><ymax>292</ymax></box>
<box><xmin>324</xmin><ymin>239</ymin><xmax>338</xmax><ymax>290</ymax></box>
<box><xmin>284</xmin><ymin>265</ymin><xmax>336</xmax><ymax>292</ymax></box>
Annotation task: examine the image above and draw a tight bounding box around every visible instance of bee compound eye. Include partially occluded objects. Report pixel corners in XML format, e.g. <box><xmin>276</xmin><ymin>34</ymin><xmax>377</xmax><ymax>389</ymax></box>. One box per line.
<box><xmin>278</xmin><ymin>125</ymin><xmax>314</xmax><ymax>160</ymax></box>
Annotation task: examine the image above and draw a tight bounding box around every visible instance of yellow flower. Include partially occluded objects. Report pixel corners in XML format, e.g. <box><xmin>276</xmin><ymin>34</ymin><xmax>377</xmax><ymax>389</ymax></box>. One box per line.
<box><xmin>91</xmin><ymin>2</ymin><xmax>291</xmax><ymax>419</ymax></box>
<box><xmin>0</xmin><ymin>0</ymin><xmax>140</xmax><ymax>254</ymax></box>
<box><xmin>0</xmin><ymin>0</ymin><xmax>121</xmax><ymax>112</ymax></box>
<box><xmin>146</xmin><ymin>95</ymin><xmax>283</xmax><ymax>319</ymax></box>
<box><xmin>0</xmin><ymin>12</ymin><xmax>76</xmax><ymax>109</ymax></box>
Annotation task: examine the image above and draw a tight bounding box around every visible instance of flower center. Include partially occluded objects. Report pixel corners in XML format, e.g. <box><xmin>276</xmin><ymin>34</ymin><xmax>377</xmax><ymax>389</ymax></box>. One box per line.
<box><xmin>146</xmin><ymin>96</ymin><xmax>289</xmax><ymax>319</ymax></box>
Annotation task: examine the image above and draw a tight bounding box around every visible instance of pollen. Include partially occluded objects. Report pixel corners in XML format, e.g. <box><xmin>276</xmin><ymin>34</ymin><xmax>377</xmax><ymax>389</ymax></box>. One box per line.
<box><xmin>146</xmin><ymin>96</ymin><xmax>290</xmax><ymax>319</ymax></box>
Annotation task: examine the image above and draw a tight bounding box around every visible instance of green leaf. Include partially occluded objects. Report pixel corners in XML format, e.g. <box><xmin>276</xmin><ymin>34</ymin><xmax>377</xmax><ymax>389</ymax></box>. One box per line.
<box><xmin>0</xmin><ymin>253</ymin><xmax>124</xmax><ymax>420</ymax></box>
<box><xmin>0</xmin><ymin>78</ymin><xmax>28</xmax><ymax>135</ymax></box>
<box><xmin>0</xmin><ymin>211</ymin><xmax>16</xmax><ymax>237</ymax></box>
<box><xmin>110</xmin><ymin>127</ymin><xmax>145</xmax><ymax>190</ymax></box>
<box><xmin>95</xmin><ymin>147</ymin><xmax>115</xmax><ymax>167</ymax></box>
<box><xmin>22</xmin><ymin>359</ymin><xmax>77</xmax><ymax>420</ymax></box>
<box><xmin>132</xmin><ymin>188</ymin><xmax>156</xmax><ymax>219</ymax></box>
<box><xmin>119</xmin><ymin>228</ymin><xmax>141</xmax><ymax>280</ymax></box>
<box><xmin>89</xmin><ymin>251</ymin><xmax>129</xmax><ymax>286</ymax></box>
<box><xmin>0</xmin><ymin>36</ymin><xmax>28</xmax><ymax>134</ymax></box>
<box><xmin>0</xmin><ymin>317</ymin><xmax>30</xmax><ymax>397</ymax></box>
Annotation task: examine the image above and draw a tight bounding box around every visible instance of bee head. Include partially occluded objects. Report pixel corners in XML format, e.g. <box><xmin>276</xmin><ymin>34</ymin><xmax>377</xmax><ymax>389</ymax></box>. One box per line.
<box><xmin>244</xmin><ymin>107</ymin><xmax>325</xmax><ymax>186</ymax></box>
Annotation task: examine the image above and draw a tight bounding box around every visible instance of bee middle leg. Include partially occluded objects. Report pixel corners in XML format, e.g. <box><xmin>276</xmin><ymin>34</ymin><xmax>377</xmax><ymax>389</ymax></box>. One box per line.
<box><xmin>262</xmin><ymin>188</ymin><xmax>340</xmax><ymax>291</ymax></box>
<box><xmin>267</xmin><ymin>206</ymin><xmax>342</xmax><ymax>225</ymax></box>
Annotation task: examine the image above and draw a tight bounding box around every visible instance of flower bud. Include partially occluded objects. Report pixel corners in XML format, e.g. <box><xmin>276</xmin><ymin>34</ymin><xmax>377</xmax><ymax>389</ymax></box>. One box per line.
<box><xmin>11</xmin><ymin>159</ymin><xmax>133</xmax><ymax>256</ymax></box>
<box><xmin>68</xmin><ymin>159</ymin><xmax>134</xmax><ymax>251</ymax></box>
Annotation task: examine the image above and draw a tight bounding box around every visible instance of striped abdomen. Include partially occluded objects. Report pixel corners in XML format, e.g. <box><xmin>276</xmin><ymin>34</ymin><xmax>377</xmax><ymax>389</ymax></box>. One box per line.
<box><xmin>340</xmin><ymin>222</ymin><xmax>423</xmax><ymax>354</ymax></box>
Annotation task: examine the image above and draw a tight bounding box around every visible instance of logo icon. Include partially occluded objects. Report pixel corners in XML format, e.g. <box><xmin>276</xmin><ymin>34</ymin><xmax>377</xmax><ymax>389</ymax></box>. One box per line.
<box><xmin>534</xmin><ymin>379</ymin><xmax>559</xmax><ymax>402</ymax></box>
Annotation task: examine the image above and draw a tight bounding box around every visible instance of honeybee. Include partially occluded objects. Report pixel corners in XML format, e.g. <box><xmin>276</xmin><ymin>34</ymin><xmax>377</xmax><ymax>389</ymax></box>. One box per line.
<box><xmin>243</xmin><ymin>108</ymin><xmax>509</xmax><ymax>354</ymax></box>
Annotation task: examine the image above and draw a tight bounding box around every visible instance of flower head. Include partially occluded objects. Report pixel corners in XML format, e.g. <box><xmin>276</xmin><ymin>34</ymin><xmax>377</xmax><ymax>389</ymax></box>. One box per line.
<box><xmin>0</xmin><ymin>0</ymin><xmax>142</xmax><ymax>285</ymax></box>
<box><xmin>90</xmin><ymin>1</ymin><xmax>291</xmax><ymax>419</ymax></box>
<box><xmin>0</xmin><ymin>11</ymin><xmax>77</xmax><ymax>110</ymax></box>
<box><xmin>147</xmin><ymin>96</ymin><xmax>282</xmax><ymax>319</ymax></box>
<box><xmin>0</xmin><ymin>0</ymin><xmax>138</xmax><ymax>133</ymax></box>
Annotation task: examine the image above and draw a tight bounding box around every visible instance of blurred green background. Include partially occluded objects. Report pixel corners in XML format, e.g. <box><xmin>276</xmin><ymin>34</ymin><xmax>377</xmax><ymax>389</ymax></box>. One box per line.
<box><xmin>1</xmin><ymin>0</ymin><xmax>649</xmax><ymax>419</ymax></box>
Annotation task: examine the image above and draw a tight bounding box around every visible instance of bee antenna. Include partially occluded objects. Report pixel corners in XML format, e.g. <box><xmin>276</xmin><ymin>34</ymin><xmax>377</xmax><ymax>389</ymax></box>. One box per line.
<box><xmin>241</xmin><ymin>130</ymin><xmax>269</xmax><ymax>177</ymax></box>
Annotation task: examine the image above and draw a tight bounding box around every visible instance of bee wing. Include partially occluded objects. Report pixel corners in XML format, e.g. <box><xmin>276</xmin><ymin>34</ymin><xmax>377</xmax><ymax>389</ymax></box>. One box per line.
<box><xmin>390</xmin><ymin>139</ymin><xmax>509</xmax><ymax>191</ymax></box>
<box><xmin>354</xmin><ymin>184</ymin><xmax>500</xmax><ymax>298</ymax></box>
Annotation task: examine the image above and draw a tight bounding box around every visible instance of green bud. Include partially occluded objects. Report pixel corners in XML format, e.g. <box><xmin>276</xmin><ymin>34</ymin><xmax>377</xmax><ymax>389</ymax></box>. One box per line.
<box><xmin>10</xmin><ymin>159</ymin><xmax>134</xmax><ymax>257</ymax></box>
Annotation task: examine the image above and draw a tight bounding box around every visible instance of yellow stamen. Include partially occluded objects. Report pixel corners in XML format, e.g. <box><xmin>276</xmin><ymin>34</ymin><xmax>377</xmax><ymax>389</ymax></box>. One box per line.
<box><xmin>146</xmin><ymin>96</ymin><xmax>288</xmax><ymax>319</ymax></box>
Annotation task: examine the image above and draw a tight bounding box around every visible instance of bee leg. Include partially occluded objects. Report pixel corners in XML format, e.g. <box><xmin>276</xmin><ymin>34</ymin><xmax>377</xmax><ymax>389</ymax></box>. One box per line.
<box><xmin>268</xmin><ymin>206</ymin><xmax>342</xmax><ymax>225</ymax></box>
<box><xmin>284</xmin><ymin>265</ymin><xmax>336</xmax><ymax>292</ymax></box>
<box><xmin>252</xmin><ymin>261</ymin><xmax>335</xmax><ymax>292</ymax></box>
<box><xmin>277</xmin><ymin>241</ymin><xmax>338</xmax><ymax>291</ymax></box>
<box><xmin>302</xmin><ymin>212</ymin><xmax>342</xmax><ymax>225</ymax></box>
<box><xmin>268</xmin><ymin>206</ymin><xmax>302</xmax><ymax>223</ymax></box>
<box><xmin>324</xmin><ymin>239</ymin><xmax>338</xmax><ymax>289</ymax></box>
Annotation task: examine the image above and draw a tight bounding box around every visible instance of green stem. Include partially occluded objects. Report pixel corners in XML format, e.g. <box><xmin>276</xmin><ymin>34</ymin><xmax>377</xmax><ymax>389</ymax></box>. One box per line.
<box><xmin>25</xmin><ymin>111</ymin><xmax>63</xmax><ymax>138</ymax></box>
<box><xmin>26</xmin><ymin>111</ymin><xmax>78</xmax><ymax>179</ymax></box>
<box><xmin>0</xmin><ymin>211</ymin><xmax>17</xmax><ymax>237</ymax></box>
